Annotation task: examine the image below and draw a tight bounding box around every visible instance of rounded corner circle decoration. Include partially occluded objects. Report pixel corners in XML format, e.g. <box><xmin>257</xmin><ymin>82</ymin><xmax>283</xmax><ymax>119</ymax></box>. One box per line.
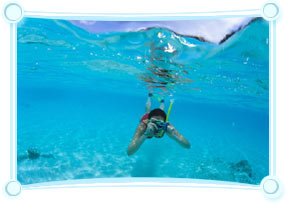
<box><xmin>5</xmin><ymin>180</ymin><xmax>22</xmax><ymax>196</ymax></box>
<box><xmin>261</xmin><ymin>2</ymin><xmax>280</xmax><ymax>21</ymax></box>
<box><xmin>260</xmin><ymin>176</ymin><xmax>283</xmax><ymax>199</ymax></box>
<box><xmin>3</xmin><ymin>2</ymin><xmax>24</xmax><ymax>23</ymax></box>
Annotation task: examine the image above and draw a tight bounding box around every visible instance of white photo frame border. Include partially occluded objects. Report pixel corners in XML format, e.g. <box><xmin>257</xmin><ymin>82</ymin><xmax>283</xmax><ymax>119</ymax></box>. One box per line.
<box><xmin>2</xmin><ymin>0</ymin><xmax>281</xmax><ymax>199</ymax></box>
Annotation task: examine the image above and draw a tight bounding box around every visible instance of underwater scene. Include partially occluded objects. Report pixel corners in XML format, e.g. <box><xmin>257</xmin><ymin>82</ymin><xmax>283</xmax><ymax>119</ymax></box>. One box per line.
<box><xmin>17</xmin><ymin>17</ymin><xmax>269</xmax><ymax>185</ymax></box>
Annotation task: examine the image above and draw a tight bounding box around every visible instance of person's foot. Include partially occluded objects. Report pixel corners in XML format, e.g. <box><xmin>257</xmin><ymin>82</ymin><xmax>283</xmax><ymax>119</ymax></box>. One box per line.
<box><xmin>148</xmin><ymin>93</ymin><xmax>153</xmax><ymax>97</ymax></box>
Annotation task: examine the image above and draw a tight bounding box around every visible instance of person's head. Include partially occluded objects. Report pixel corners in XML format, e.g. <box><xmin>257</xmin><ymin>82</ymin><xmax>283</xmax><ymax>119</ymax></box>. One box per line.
<box><xmin>148</xmin><ymin>108</ymin><xmax>166</xmax><ymax>122</ymax></box>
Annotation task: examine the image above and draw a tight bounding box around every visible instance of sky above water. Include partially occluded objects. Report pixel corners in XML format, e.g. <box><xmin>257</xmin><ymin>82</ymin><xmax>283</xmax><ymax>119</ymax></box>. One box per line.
<box><xmin>70</xmin><ymin>17</ymin><xmax>254</xmax><ymax>43</ymax></box>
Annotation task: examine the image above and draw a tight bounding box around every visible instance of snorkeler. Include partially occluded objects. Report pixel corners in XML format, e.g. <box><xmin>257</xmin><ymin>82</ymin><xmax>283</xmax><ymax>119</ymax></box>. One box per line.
<box><xmin>127</xmin><ymin>93</ymin><xmax>191</xmax><ymax>156</ymax></box>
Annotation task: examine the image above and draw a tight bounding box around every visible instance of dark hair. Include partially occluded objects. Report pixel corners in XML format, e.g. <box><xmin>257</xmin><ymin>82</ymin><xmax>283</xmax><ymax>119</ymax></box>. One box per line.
<box><xmin>148</xmin><ymin>109</ymin><xmax>167</xmax><ymax>121</ymax></box>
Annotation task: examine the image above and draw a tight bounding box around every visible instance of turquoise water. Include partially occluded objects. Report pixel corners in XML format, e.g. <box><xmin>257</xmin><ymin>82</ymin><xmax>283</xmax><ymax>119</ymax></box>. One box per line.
<box><xmin>17</xmin><ymin>17</ymin><xmax>269</xmax><ymax>185</ymax></box>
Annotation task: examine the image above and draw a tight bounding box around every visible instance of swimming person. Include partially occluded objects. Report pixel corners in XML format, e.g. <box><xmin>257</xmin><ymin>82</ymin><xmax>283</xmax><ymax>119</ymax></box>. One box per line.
<box><xmin>127</xmin><ymin>93</ymin><xmax>191</xmax><ymax>156</ymax></box>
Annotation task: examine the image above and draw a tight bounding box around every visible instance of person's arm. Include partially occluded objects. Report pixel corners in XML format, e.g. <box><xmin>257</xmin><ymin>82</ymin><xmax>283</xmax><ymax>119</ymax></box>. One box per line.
<box><xmin>166</xmin><ymin>123</ymin><xmax>191</xmax><ymax>149</ymax></box>
<box><xmin>127</xmin><ymin>122</ymin><xmax>148</xmax><ymax>156</ymax></box>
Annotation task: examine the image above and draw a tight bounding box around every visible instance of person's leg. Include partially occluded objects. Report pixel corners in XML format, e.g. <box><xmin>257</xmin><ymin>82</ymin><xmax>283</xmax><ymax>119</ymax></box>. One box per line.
<box><xmin>145</xmin><ymin>93</ymin><xmax>152</xmax><ymax>113</ymax></box>
<box><xmin>160</xmin><ymin>99</ymin><xmax>165</xmax><ymax>111</ymax></box>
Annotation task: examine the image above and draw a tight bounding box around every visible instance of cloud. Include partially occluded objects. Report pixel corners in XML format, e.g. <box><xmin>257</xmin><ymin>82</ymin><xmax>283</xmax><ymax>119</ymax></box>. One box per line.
<box><xmin>78</xmin><ymin>21</ymin><xmax>97</xmax><ymax>25</ymax></box>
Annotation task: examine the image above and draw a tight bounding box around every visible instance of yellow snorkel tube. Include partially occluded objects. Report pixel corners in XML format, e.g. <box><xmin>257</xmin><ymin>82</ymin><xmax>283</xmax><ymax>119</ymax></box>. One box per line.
<box><xmin>166</xmin><ymin>99</ymin><xmax>174</xmax><ymax>122</ymax></box>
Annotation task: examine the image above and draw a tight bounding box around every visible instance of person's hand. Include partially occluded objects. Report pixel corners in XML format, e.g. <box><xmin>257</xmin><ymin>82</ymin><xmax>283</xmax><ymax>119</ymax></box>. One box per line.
<box><xmin>167</xmin><ymin>124</ymin><xmax>176</xmax><ymax>136</ymax></box>
<box><xmin>145</xmin><ymin>122</ymin><xmax>158</xmax><ymax>137</ymax></box>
